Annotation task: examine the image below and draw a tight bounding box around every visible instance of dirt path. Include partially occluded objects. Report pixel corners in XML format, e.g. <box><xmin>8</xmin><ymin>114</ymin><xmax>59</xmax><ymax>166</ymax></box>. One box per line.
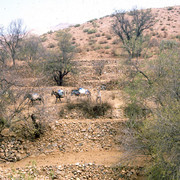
<box><xmin>0</xmin><ymin>150</ymin><xmax>122</xmax><ymax>170</ymax></box>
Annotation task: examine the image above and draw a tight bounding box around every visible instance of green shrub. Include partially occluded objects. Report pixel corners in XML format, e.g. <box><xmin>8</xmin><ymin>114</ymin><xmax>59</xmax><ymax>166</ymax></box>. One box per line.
<box><xmin>99</xmin><ymin>40</ymin><xmax>108</xmax><ymax>44</ymax></box>
<box><xmin>167</xmin><ymin>7</ymin><xmax>173</xmax><ymax>10</ymax></box>
<box><xmin>104</xmin><ymin>46</ymin><xmax>110</xmax><ymax>49</ymax></box>
<box><xmin>87</xmin><ymin>29</ymin><xmax>97</xmax><ymax>34</ymax></box>
<box><xmin>83</xmin><ymin>29</ymin><xmax>88</xmax><ymax>33</ymax></box>
<box><xmin>47</xmin><ymin>30</ymin><xmax>53</xmax><ymax>34</ymax></box>
<box><xmin>88</xmin><ymin>18</ymin><xmax>97</xmax><ymax>23</ymax></box>
<box><xmin>160</xmin><ymin>40</ymin><xmax>178</xmax><ymax>51</ymax></box>
<box><xmin>74</xmin><ymin>24</ymin><xmax>80</xmax><ymax>27</ymax></box>
<box><xmin>121</xmin><ymin>48</ymin><xmax>180</xmax><ymax>179</ymax></box>
<box><xmin>124</xmin><ymin>103</ymin><xmax>150</xmax><ymax>120</ymax></box>
<box><xmin>83</xmin><ymin>29</ymin><xmax>97</xmax><ymax>34</ymax></box>
<box><xmin>175</xmin><ymin>35</ymin><xmax>180</xmax><ymax>39</ymax></box>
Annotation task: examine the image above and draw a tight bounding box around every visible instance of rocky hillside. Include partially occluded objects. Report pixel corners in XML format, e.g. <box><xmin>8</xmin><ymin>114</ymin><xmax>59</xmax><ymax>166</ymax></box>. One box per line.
<box><xmin>0</xmin><ymin>5</ymin><xmax>179</xmax><ymax>179</ymax></box>
<box><xmin>0</xmin><ymin>86</ymin><xmax>141</xmax><ymax>179</ymax></box>
<box><xmin>42</xmin><ymin>6</ymin><xmax>180</xmax><ymax>60</ymax></box>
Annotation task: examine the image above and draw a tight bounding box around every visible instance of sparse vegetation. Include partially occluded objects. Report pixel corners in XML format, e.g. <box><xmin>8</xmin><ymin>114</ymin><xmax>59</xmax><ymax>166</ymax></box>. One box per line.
<box><xmin>47</xmin><ymin>43</ymin><xmax>55</xmax><ymax>48</ymax></box>
<box><xmin>95</xmin><ymin>33</ymin><xmax>101</xmax><ymax>37</ymax></box>
<box><xmin>88</xmin><ymin>38</ymin><xmax>97</xmax><ymax>45</ymax></box>
<box><xmin>44</xmin><ymin>31</ymin><xmax>77</xmax><ymax>86</ymax></box>
<box><xmin>18</xmin><ymin>35</ymin><xmax>45</xmax><ymax>61</ymax></box>
<box><xmin>112</xmin><ymin>8</ymin><xmax>155</xmax><ymax>58</ymax></box>
<box><xmin>13</xmin><ymin>114</ymin><xmax>47</xmax><ymax>141</ymax></box>
<box><xmin>93</xmin><ymin>60</ymin><xmax>106</xmax><ymax>76</ymax></box>
<box><xmin>40</xmin><ymin>35</ymin><xmax>47</xmax><ymax>42</ymax></box>
<box><xmin>0</xmin><ymin>5</ymin><xmax>179</xmax><ymax>179</ymax></box>
<box><xmin>83</xmin><ymin>28</ymin><xmax>97</xmax><ymax>34</ymax></box>
<box><xmin>121</xmin><ymin>44</ymin><xmax>180</xmax><ymax>179</ymax></box>
<box><xmin>167</xmin><ymin>7</ymin><xmax>174</xmax><ymax>11</ymax></box>
<box><xmin>104</xmin><ymin>46</ymin><xmax>110</xmax><ymax>49</ymax></box>
<box><xmin>106</xmin><ymin>34</ymin><xmax>112</xmax><ymax>40</ymax></box>
<box><xmin>88</xmin><ymin>18</ymin><xmax>97</xmax><ymax>23</ymax></box>
<box><xmin>99</xmin><ymin>40</ymin><xmax>108</xmax><ymax>44</ymax></box>
<box><xmin>160</xmin><ymin>39</ymin><xmax>178</xmax><ymax>51</ymax></box>
<box><xmin>74</xmin><ymin>24</ymin><xmax>80</xmax><ymax>27</ymax></box>
<box><xmin>47</xmin><ymin>30</ymin><xmax>53</xmax><ymax>34</ymax></box>
<box><xmin>65</xmin><ymin>100</ymin><xmax>112</xmax><ymax>118</ymax></box>
<box><xmin>0</xmin><ymin>19</ymin><xmax>26</xmax><ymax>66</ymax></box>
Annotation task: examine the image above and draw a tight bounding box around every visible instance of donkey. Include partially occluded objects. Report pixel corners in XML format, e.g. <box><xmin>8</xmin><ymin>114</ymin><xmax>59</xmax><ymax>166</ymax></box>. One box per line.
<box><xmin>71</xmin><ymin>88</ymin><xmax>91</xmax><ymax>99</ymax></box>
<box><xmin>51</xmin><ymin>90</ymin><xmax>64</xmax><ymax>103</ymax></box>
<box><xmin>78</xmin><ymin>88</ymin><xmax>91</xmax><ymax>98</ymax></box>
<box><xmin>71</xmin><ymin>90</ymin><xmax>80</xmax><ymax>96</ymax></box>
<box><xmin>24</xmin><ymin>93</ymin><xmax>44</xmax><ymax>105</ymax></box>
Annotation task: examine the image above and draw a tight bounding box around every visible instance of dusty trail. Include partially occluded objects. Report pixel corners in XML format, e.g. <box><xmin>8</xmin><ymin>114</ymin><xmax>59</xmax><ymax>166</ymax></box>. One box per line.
<box><xmin>0</xmin><ymin>150</ymin><xmax>122</xmax><ymax>170</ymax></box>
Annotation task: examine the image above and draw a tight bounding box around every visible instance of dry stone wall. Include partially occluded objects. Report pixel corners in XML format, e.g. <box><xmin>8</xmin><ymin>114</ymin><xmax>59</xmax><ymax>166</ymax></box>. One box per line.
<box><xmin>0</xmin><ymin>163</ymin><xmax>144</xmax><ymax>179</ymax></box>
<box><xmin>0</xmin><ymin>120</ymin><xmax>124</xmax><ymax>162</ymax></box>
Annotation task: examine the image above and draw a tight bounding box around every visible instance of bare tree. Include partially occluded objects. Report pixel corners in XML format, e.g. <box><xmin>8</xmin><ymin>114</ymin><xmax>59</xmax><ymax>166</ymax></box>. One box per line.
<box><xmin>45</xmin><ymin>31</ymin><xmax>76</xmax><ymax>86</ymax></box>
<box><xmin>0</xmin><ymin>19</ymin><xmax>26</xmax><ymax>66</ymax></box>
<box><xmin>112</xmin><ymin>8</ymin><xmax>154</xmax><ymax>58</ymax></box>
<box><xmin>93</xmin><ymin>60</ymin><xmax>106</xmax><ymax>76</ymax></box>
<box><xmin>17</xmin><ymin>35</ymin><xmax>43</xmax><ymax>61</ymax></box>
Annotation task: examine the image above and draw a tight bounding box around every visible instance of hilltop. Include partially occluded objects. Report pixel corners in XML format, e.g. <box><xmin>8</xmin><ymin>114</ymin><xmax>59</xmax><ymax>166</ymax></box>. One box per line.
<box><xmin>42</xmin><ymin>5</ymin><xmax>180</xmax><ymax>60</ymax></box>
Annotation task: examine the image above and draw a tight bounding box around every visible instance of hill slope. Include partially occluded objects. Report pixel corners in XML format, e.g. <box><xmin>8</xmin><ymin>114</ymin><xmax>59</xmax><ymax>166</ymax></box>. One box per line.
<box><xmin>42</xmin><ymin>5</ymin><xmax>180</xmax><ymax>60</ymax></box>
<box><xmin>0</xmin><ymin>5</ymin><xmax>179</xmax><ymax>179</ymax></box>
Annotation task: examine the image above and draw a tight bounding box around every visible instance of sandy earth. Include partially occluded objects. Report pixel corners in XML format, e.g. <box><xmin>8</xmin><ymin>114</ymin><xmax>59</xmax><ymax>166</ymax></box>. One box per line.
<box><xmin>0</xmin><ymin>150</ymin><xmax>122</xmax><ymax>170</ymax></box>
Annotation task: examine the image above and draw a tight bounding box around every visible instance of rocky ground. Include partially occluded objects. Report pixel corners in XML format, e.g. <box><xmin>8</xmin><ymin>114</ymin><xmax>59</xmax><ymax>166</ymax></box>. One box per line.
<box><xmin>0</xmin><ymin>87</ymin><xmax>146</xmax><ymax>179</ymax></box>
<box><xmin>0</xmin><ymin>59</ymin><xmax>145</xmax><ymax>179</ymax></box>
<box><xmin>0</xmin><ymin>117</ymin><xmax>146</xmax><ymax>179</ymax></box>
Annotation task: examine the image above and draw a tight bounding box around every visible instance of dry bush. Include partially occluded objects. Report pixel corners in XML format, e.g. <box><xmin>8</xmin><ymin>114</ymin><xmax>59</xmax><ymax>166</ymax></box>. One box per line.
<box><xmin>112</xmin><ymin>39</ymin><xmax>119</xmax><ymax>44</ymax></box>
<box><xmin>149</xmin><ymin>38</ymin><xmax>159</xmax><ymax>47</ymax></box>
<box><xmin>47</xmin><ymin>43</ymin><xmax>55</xmax><ymax>48</ymax></box>
<box><xmin>93</xmin><ymin>60</ymin><xmax>106</xmax><ymax>76</ymax></box>
<box><xmin>12</xmin><ymin>115</ymin><xmax>47</xmax><ymax>141</ymax></box>
<box><xmin>99</xmin><ymin>40</ymin><xmax>108</xmax><ymax>44</ymax></box>
<box><xmin>62</xmin><ymin>100</ymin><xmax>112</xmax><ymax>118</ymax></box>
<box><xmin>105</xmin><ymin>80</ymin><xmax>120</xmax><ymax>90</ymax></box>
<box><xmin>112</xmin><ymin>49</ymin><xmax>119</xmax><ymax>57</ymax></box>
<box><xmin>106</xmin><ymin>34</ymin><xmax>112</xmax><ymax>40</ymax></box>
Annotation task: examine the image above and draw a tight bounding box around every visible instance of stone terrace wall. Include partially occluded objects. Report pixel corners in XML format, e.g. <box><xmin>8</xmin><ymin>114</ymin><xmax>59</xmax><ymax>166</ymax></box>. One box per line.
<box><xmin>0</xmin><ymin>120</ymin><xmax>125</xmax><ymax>162</ymax></box>
<box><xmin>0</xmin><ymin>163</ymin><xmax>144</xmax><ymax>179</ymax></box>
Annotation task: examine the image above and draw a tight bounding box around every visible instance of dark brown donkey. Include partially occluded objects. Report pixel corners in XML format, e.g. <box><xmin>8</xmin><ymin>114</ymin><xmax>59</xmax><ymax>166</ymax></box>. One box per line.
<box><xmin>51</xmin><ymin>90</ymin><xmax>64</xmax><ymax>103</ymax></box>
